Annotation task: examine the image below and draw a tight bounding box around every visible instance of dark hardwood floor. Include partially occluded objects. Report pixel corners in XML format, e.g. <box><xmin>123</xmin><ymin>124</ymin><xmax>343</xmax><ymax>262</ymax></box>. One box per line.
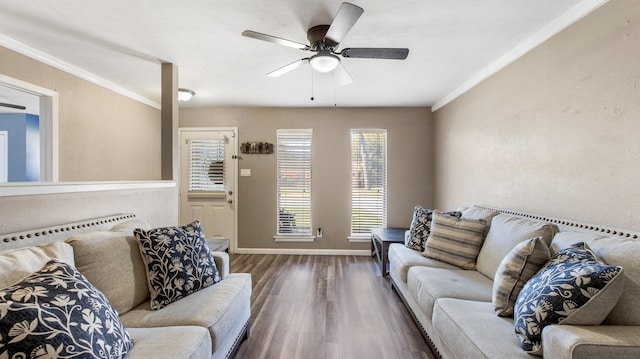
<box><xmin>231</xmin><ymin>254</ymin><xmax>436</xmax><ymax>359</ymax></box>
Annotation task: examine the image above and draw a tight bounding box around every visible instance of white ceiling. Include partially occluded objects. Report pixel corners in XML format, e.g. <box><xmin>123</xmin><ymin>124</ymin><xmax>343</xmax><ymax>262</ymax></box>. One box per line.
<box><xmin>0</xmin><ymin>0</ymin><xmax>605</xmax><ymax>109</ymax></box>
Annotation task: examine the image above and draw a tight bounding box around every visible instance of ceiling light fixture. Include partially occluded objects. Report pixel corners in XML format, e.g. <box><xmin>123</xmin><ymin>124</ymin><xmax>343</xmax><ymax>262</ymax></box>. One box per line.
<box><xmin>178</xmin><ymin>88</ymin><xmax>195</xmax><ymax>102</ymax></box>
<box><xmin>309</xmin><ymin>51</ymin><xmax>340</xmax><ymax>73</ymax></box>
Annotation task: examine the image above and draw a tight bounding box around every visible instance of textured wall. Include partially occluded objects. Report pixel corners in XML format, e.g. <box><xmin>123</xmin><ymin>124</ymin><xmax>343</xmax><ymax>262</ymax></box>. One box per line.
<box><xmin>180</xmin><ymin>107</ymin><xmax>434</xmax><ymax>251</ymax></box>
<box><xmin>434</xmin><ymin>0</ymin><xmax>640</xmax><ymax>229</ymax></box>
<box><xmin>0</xmin><ymin>46</ymin><xmax>161</xmax><ymax>181</ymax></box>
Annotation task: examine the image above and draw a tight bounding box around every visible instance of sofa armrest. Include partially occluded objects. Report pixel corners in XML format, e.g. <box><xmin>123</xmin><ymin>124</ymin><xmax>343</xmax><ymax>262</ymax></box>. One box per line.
<box><xmin>543</xmin><ymin>325</ymin><xmax>640</xmax><ymax>359</ymax></box>
<box><xmin>210</xmin><ymin>251</ymin><xmax>230</xmax><ymax>280</ymax></box>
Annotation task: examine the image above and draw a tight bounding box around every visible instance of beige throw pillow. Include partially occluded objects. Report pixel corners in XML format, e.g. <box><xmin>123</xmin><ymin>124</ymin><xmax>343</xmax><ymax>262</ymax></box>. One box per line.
<box><xmin>492</xmin><ymin>237</ymin><xmax>550</xmax><ymax>316</ymax></box>
<box><xmin>423</xmin><ymin>211</ymin><xmax>486</xmax><ymax>270</ymax></box>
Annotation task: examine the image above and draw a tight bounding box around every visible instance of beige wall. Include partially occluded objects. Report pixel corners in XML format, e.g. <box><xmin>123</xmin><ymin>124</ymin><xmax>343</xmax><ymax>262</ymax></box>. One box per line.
<box><xmin>434</xmin><ymin>0</ymin><xmax>640</xmax><ymax>229</ymax></box>
<box><xmin>0</xmin><ymin>46</ymin><xmax>172</xmax><ymax>238</ymax></box>
<box><xmin>180</xmin><ymin>107</ymin><xmax>434</xmax><ymax>250</ymax></box>
<box><xmin>0</xmin><ymin>46</ymin><xmax>161</xmax><ymax>181</ymax></box>
<box><xmin>0</xmin><ymin>186</ymin><xmax>178</xmax><ymax>235</ymax></box>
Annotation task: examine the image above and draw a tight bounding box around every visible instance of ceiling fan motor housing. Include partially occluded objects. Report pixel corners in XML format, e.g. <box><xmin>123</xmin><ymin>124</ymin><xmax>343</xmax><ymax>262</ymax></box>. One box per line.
<box><xmin>307</xmin><ymin>25</ymin><xmax>336</xmax><ymax>49</ymax></box>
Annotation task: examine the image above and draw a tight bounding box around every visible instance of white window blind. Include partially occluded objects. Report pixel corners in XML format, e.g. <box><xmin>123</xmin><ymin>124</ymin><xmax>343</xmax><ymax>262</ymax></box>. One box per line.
<box><xmin>188</xmin><ymin>138</ymin><xmax>225</xmax><ymax>193</ymax></box>
<box><xmin>277</xmin><ymin>129</ymin><xmax>312</xmax><ymax>236</ymax></box>
<box><xmin>350</xmin><ymin>129</ymin><xmax>387</xmax><ymax>236</ymax></box>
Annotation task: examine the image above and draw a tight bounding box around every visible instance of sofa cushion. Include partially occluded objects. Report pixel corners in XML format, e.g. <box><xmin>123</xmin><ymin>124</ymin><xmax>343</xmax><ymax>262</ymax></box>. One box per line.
<box><xmin>549</xmin><ymin>231</ymin><xmax>608</xmax><ymax>255</ymax></box>
<box><xmin>476</xmin><ymin>214</ymin><xmax>556</xmax><ymax>280</ymax></box>
<box><xmin>127</xmin><ymin>326</ymin><xmax>211</xmax><ymax>359</ymax></box>
<box><xmin>388</xmin><ymin>243</ymin><xmax>460</xmax><ymax>284</ymax></box>
<box><xmin>459</xmin><ymin>206</ymin><xmax>500</xmax><ymax>235</ymax></box>
<box><xmin>514</xmin><ymin>242</ymin><xmax>624</xmax><ymax>355</ymax></box>
<box><xmin>120</xmin><ymin>273</ymin><xmax>251</xmax><ymax>355</ymax></box>
<box><xmin>433</xmin><ymin>299</ymin><xmax>530</xmax><ymax>359</ymax></box>
<box><xmin>67</xmin><ymin>230</ymin><xmax>150</xmax><ymax>315</ymax></box>
<box><xmin>134</xmin><ymin>221</ymin><xmax>221</xmax><ymax>310</ymax></box>
<box><xmin>0</xmin><ymin>260</ymin><xmax>133</xmax><ymax>359</ymax></box>
<box><xmin>586</xmin><ymin>236</ymin><xmax>640</xmax><ymax>326</ymax></box>
<box><xmin>493</xmin><ymin>237</ymin><xmax>550</xmax><ymax>317</ymax></box>
<box><xmin>0</xmin><ymin>241</ymin><xmax>74</xmax><ymax>289</ymax></box>
<box><xmin>407</xmin><ymin>266</ymin><xmax>493</xmax><ymax>318</ymax></box>
<box><xmin>423</xmin><ymin>212</ymin><xmax>486</xmax><ymax>270</ymax></box>
<box><xmin>111</xmin><ymin>219</ymin><xmax>152</xmax><ymax>233</ymax></box>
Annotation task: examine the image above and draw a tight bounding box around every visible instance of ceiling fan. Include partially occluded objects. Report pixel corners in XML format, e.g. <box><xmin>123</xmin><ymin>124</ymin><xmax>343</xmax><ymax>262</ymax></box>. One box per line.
<box><xmin>242</xmin><ymin>2</ymin><xmax>409</xmax><ymax>85</ymax></box>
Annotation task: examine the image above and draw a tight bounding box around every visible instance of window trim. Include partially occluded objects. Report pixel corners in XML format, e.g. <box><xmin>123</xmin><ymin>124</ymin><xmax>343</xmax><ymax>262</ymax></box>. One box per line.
<box><xmin>349</xmin><ymin>128</ymin><xmax>387</xmax><ymax>238</ymax></box>
<box><xmin>274</xmin><ymin>128</ymin><xmax>314</xmax><ymax>239</ymax></box>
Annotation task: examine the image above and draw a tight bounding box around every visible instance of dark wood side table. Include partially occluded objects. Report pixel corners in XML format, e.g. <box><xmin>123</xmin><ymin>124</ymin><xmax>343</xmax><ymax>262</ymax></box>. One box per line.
<box><xmin>371</xmin><ymin>227</ymin><xmax>408</xmax><ymax>277</ymax></box>
<box><xmin>208</xmin><ymin>238</ymin><xmax>231</xmax><ymax>262</ymax></box>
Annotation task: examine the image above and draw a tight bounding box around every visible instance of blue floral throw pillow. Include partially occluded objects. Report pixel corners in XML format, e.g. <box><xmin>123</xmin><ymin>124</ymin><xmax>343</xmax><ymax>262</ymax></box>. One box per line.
<box><xmin>514</xmin><ymin>242</ymin><xmax>624</xmax><ymax>355</ymax></box>
<box><xmin>134</xmin><ymin>220</ymin><xmax>221</xmax><ymax>310</ymax></box>
<box><xmin>0</xmin><ymin>259</ymin><xmax>133</xmax><ymax>359</ymax></box>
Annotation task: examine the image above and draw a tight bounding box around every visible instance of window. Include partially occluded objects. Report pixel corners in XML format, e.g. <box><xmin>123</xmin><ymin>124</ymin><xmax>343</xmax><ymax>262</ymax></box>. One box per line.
<box><xmin>350</xmin><ymin>129</ymin><xmax>387</xmax><ymax>237</ymax></box>
<box><xmin>187</xmin><ymin>138</ymin><xmax>226</xmax><ymax>194</ymax></box>
<box><xmin>276</xmin><ymin>129</ymin><xmax>313</xmax><ymax>238</ymax></box>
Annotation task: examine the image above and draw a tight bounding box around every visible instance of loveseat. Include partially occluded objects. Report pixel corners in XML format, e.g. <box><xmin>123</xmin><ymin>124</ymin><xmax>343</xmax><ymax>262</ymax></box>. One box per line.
<box><xmin>389</xmin><ymin>205</ymin><xmax>640</xmax><ymax>358</ymax></box>
<box><xmin>0</xmin><ymin>214</ymin><xmax>251</xmax><ymax>359</ymax></box>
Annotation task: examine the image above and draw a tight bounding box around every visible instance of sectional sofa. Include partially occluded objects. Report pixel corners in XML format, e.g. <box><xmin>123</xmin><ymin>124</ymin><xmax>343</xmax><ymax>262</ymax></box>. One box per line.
<box><xmin>389</xmin><ymin>206</ymin><xmax>640</xmax><ymax>358</ymax></box>
<box><xmin>0</xmin><ymin>214</ymin><xmax>251</xmax><ymax>359</ymax></box>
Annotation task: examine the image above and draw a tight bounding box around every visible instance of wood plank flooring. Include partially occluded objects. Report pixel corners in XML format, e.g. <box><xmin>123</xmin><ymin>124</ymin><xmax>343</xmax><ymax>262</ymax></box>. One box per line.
<box><xmin>231</xmin><ymin>254</ymin><xmax>436</xmax><ymax>359</ymax></box>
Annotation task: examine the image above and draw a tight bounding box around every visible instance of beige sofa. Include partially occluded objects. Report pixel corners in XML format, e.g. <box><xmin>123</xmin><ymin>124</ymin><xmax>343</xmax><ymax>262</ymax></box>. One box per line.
<box><xmin>389</xmin><ymin>206</ymin><xmax>640</xmax><ymax>358</ymax></box>
<box><xmin>0</xmin><ymin>214</ymin><xmax>251</xmax><ymax>359</ymax></box>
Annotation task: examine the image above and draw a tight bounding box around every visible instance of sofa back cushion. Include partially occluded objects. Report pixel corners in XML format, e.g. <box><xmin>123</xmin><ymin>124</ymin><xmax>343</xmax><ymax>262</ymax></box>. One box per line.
<box><xmin>582</xmin><ymin>236</ymin><xmax>640</xmax><ymax>325</ymax></box>
<box><xmin>67</xmin><ymin>231</ymin><xmax>149</xmax><ymax>315</ymax></box>
<box><xmin>550</xmin><ymin>230</ymin><xmax>640</xmax><ymax>325</ymax></box>
<box><xmin>476</xmin><ymin>214</ymin><xmax>556</xmax><ymax>279</ymax></box>
<box><xmin>0</xmin><ymin>242</ymin><xmax>74</xmax><ymax>289</ymax></box>
<box><xmin>459</xmin><ymin>207</ymin><xmax>499</xmax><ymax>235</ymax></box>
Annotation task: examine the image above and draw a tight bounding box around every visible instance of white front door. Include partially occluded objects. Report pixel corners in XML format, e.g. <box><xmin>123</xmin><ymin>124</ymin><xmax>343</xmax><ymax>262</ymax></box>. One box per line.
<box><xmin>179</xmin><ymin>128</ymin><xmax>237</xmax><ymax>252</ymax></box>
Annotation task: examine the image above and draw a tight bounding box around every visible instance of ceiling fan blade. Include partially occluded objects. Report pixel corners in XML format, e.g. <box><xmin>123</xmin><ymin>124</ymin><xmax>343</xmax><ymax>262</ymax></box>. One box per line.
<box><xmin>242</xmin><ymin>30</ymin><xmax>309</xmax><ymax>50</ymax></box>
<box><xmin>335</xmin><ymin>63</ymin><xmax>353</xmax><ymax>86</ymax></box>
<box><xmin>324</xmin><ymin>2</ymin><xmax>364</xmax><ymax>45</ymax></box>
<box><xmin>266</xmin><ymin>58</ymin><xmax>309</xmax><ymax>77</ymax></box>
<box><xmin>340</xmin><ymin>48</ymin><xmax>409</xmax><ymax>60</ymax></box>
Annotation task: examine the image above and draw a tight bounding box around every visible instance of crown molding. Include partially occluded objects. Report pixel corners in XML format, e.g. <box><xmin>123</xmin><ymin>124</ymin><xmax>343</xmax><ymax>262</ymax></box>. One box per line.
<box><xmin>0</xmin><ymin>34</ymin><xmax>161</xmax><ymax>110</ymax></box>
<box><xmin>432</xmin><ymin>0</ymin><xmax>609</xmax><ymax>111</ymax></box>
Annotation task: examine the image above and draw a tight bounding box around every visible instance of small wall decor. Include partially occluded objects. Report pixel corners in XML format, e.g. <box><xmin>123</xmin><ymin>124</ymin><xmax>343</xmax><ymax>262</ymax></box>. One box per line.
<box><xmin>240</xmin><ymin>142</ymin><xmax>274</xmax><ymax>154</ymax></box>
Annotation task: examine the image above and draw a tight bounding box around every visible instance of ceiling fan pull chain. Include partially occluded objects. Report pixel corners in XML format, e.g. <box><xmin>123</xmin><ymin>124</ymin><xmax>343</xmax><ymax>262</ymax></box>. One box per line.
<box><xmin>310</xmin><ymin>70</ymin><xmax>315</xmax><ymax>101</ymax></box>
<box><xmin>334</xmin><ymin>71</ymin><xmax>337</xmax><ymax>107</ymax></box>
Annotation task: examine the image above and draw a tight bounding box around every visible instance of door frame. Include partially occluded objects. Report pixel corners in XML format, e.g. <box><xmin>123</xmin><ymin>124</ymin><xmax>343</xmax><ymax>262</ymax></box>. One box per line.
<box><xmin>178</xmin><ymin>127</ymin><xmax>239</xmax><ymax>253</ymax></box>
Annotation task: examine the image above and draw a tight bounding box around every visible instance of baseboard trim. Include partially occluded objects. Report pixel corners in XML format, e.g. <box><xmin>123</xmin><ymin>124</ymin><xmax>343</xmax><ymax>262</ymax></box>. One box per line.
<box><xmin>234</xmin><ymin>248</ymin><xmax>370</xmax><ymax>256</ymax></box>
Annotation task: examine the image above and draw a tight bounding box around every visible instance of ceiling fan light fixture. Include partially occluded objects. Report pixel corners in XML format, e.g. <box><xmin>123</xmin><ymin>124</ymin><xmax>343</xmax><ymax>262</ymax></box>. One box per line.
<box><xmin>309</xmin><ymin>53</ymin><xmax>340</xmax><ymax>73</ymax></box>
<box><xmin>178</xmin><ymin>88</ymin><xmax>195</xmax><ymax>102</ymax></box>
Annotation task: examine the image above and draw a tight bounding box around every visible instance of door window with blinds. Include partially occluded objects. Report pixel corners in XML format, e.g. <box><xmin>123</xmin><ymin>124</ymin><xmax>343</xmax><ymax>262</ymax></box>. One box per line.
<box><xmin>350</xmin><ymin>129</ymin><xmax>387</xmax><ymax>237</ymax></box>
<box><xmin>276</xmin><ymin>129</ymin><xmax>312</xmax><ymax>237</ymax></box>
<box><xmin>187</xmin><ymin>138</ymin><xmax>226</xmax><ymax>195</ymax></box>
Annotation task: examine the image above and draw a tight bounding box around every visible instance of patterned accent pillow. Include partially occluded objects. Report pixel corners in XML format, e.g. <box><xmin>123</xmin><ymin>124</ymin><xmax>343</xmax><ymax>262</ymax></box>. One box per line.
<box><xmin>406</xmin><ymin>206</ymin><xmax>433</xmax><ymax>251</ymax></box>
<box><xmin>423</xmin><ymin>211</ymin><xmax>486</xmax><ymax>269</ymax></box>
<box><xmin>492</xmin><ymin>237</ymin><xmax>550</xmax><ymax>317</ymax></box>
<box><xmin>0</xmin><ymin>259</ymin><xmax>133</xmax><ymax>358</ymax></box>
<box><xmin>514</xmin><ymin>242</ymin><xmax>624</xmax><ymax>355</ymax></box>
<box><xmin>134</xmin><ymin>220</ymin><xmax>221</xmax><ymax>310</ymax></box>
<box><xmin>407</xmin><ymin>206</ymin><xmax>462</xmax><ymax>252</ymax></box>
